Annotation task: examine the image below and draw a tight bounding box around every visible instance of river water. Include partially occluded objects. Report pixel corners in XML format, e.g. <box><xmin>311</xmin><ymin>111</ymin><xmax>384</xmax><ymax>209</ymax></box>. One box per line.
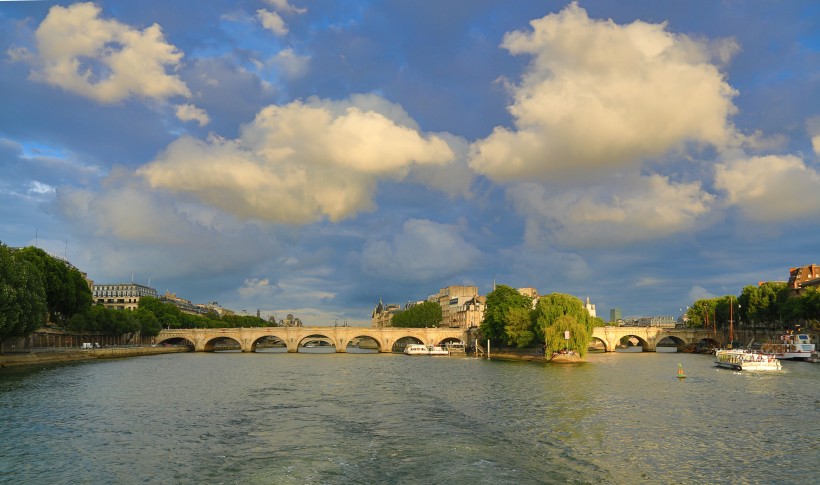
<box><xmin>1</xmin><ymin>350</ymin><xmax>818</xmax><ymax>484</ymax></box>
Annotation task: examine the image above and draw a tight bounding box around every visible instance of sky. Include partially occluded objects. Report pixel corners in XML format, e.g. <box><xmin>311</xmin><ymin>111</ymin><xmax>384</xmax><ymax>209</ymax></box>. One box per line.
<box><xmin>1</xmin><ymin>1</ymin><xmax>819</xmax><ymax>325</ymax></box>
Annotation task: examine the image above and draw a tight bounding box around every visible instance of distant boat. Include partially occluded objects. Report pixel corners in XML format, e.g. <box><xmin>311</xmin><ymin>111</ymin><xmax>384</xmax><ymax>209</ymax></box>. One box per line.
<box><xmin>760</xmin><ymin>334</ymin><xmax>815</xmax><ymax>360</ymax></box>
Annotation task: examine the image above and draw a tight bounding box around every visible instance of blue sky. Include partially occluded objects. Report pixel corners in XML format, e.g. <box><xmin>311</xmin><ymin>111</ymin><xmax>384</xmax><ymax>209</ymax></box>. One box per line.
<box><xmin>1</xmin><ymin>1</ymin><xmax>819</xmax><ymax>324</ymax></box>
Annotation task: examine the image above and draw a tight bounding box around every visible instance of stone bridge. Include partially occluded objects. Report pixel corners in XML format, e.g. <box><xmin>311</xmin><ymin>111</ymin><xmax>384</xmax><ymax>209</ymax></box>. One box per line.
<box><xmin>156</xmin><ymin>326</ymin><xmax>721</xmax><ymax>353</ymax></box>
<box><xmin>590</xmin><ymin>326</ymin><xmax>721</xmax><ymax>352</ymax></box>
<box><xmin>156</xmin><ymin>326</ymin><xmax>468</xmax><ymax>353</ymax></box>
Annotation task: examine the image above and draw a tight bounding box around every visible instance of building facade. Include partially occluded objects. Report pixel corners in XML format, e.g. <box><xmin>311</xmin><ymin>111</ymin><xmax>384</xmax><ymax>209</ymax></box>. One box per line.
<box><xmin>451</xmin><ymin>295</ymin><xmax>485</xmax><ymax>328</ymax></box>
<box><xmin>436</xmin><ymin>285</ymin><xmax>479</xmax><ymax>327</ymax></box>
<box><xmin>371</xmin><ymin>300</ymin><xmax>402</xmax><ymax>327</ymax></box>
<box><xmin>635</xmin><ymin>316</ymin><xmax>676</xmax><ymax>328</ymax></box>
<box><xmin>788</xmin><ymin>264</ymin><xmax>820</xmax><ymax>295</ymax></box>
<box><xmin>584</xmin><ymin>297</ymin><xmax>597</xmax><ymax>318</ymax></box>
<box><xmin>92</xmin><ymin>283</ymin><xmax>157</xmax><ymax>311</ymax></box>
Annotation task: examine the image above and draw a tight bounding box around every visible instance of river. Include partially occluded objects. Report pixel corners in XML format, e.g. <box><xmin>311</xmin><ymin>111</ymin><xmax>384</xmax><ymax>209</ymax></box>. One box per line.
<box><xmin>1</xmin><ymin>350</ymin><xmax>818</xmax><ymax>484</ymax></box>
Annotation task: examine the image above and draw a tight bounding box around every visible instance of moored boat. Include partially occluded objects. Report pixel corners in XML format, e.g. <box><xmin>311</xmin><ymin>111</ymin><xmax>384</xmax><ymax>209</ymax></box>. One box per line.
<box><xmin>714</xmin><ymin>349</ymin><xmax>781</xmax><ymax>371</ymax></box>
<box><xmin>403</xmin><ymin>344</ymin><xmax>450</xmax><ymax>356</ymax></box>
<box><xmin>760</xmin><ymin>334</ymin><xmax>815</xmax><ymax>360</ymax></box>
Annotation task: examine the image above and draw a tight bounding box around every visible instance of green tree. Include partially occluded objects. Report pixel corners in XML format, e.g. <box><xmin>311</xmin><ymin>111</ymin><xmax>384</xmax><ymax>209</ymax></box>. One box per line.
<box><xmin>685</xmin><ymin>298</ymin><xmax>718</xmax><ymax>328</ymax></box>
<box><xmin>391</xmin><ymin>301</ymin><xmax>442</xmax><ymax>328</ymax></box>
<box><xmin>534</xmin><ymin>293</ymin><xmax>600</xmax><ymax>333</ymax></box>
<box><xmin>16</xmin><ymin>247</ymin><xmax>91</xmax><ymax>325</ymax></box>
<box><xmin>543</xmin><ymin>315</ymin><xmax>590</xmax><ymax>358</ymax></box>
<box><xmin>480</xmin><ymin>285</ymin><xmax>532</xmax><ymax>344</ymax></box>
<box><xmin>504</xmin><ymin>306</ymin><xmax>534</xmax><ymax>348</ymax></box>
<box><xmin>0</xmin><ymin>243</ymin><xmax>48</xmax><ymax>344</ymax></box>
<box><xmin>138</xmin><ymin>296</ymin><xmax>183</xmax><ymax>329</ymax></box>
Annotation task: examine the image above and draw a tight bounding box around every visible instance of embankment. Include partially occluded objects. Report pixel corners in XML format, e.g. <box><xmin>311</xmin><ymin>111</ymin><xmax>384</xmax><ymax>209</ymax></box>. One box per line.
<box><xmin>486</xmin><ymin>347</ymin><xmax>548</xmax><ymax>363</ymax></box>
<box><xmin>0</xmin><ymin>346</ymin><xmax>190</xmax><ymax>368</ymax></box>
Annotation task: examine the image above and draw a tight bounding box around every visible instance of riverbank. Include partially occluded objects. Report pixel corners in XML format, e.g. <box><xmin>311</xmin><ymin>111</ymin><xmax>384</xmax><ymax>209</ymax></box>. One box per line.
<box><xmin>0</xmin><ymin>346</ymin><xmax>190</xmax><ymax>368</ymax></box>
<box><xmin>487</xmin><ymin>347</ymin><xmax>549</xmax><ymax>363</ymax></box>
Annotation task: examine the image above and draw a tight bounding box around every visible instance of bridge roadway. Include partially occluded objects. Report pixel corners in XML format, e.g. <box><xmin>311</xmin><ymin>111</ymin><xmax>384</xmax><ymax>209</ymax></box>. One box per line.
<box><xmin>156</xmin><ymin>326</ymin><xmax>721</xmax><ymax>353</ymax></box>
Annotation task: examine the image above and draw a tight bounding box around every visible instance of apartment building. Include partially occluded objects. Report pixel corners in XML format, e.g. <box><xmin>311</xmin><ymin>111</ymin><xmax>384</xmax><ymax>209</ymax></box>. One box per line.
<box><xmin>92</xmin><ymin>283</ymin><xmax>157</xmax><ymax>311</ymax></box>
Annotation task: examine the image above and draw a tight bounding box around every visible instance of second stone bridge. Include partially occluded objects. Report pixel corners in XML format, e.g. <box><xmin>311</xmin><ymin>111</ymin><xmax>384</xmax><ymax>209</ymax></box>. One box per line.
<box><xmin>156</xmin><ymin>326</ymin><xmax>721</xmax><ymax>353</ymax></box>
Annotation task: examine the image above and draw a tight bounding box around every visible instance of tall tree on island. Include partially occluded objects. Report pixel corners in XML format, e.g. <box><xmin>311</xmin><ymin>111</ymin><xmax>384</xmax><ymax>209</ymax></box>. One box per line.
<box><xmin>534</xmin><ymin>293</ymin><xmax>600</xmax><ymax>357</ymax></box>
<box><xmin>543</xmin><ymin>315</ymin><xmax>590</xmax><ymax>358</ymax></box>
<box><xmin>480</xmin><ymin>285</ymin><xmax>532</xmax><ymax>345</ymax></box>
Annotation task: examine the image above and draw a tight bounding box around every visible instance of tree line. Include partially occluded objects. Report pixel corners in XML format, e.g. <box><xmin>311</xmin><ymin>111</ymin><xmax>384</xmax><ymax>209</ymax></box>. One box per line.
<box><xmin>685</xmin><ymin>282</ymin><xmax>819</xmax><ymax>331</ymax></box>
<box><xmin>1</xmin><ymin>243</ymin><xmax>273</xmax><ymax>346</ymax></box>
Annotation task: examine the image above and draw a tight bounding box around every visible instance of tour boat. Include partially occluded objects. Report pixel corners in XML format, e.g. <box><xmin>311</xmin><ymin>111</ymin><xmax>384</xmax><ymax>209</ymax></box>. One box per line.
<box><xmin>759</xmin><ymin>334</ymin><xmax>815</xmax><ymax>360</ymax></box>
<box><xmin>403</xmin><ymin>344</ymin><xmax>450</xmax><ymax>356</ymax></box>
<box><xmin>714</xmin><ymin>349</ymin><xmax>781</xmax><ymax>371</ymax></box>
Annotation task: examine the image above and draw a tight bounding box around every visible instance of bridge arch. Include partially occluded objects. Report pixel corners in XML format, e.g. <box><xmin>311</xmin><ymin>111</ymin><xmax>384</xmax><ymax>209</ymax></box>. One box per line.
<box><xmin>656</xmin><ymin>335</ymin><xmax>687</xmax><ymax>351</ymax></box>
<box><xmin>251</xmin><ymin>335</ymin><xmax>288</xmax><ymax>352</ymax></box>
<box><xmin>618</xmin><ymin>334</ymin><xmax>651</xmax><ymax>351</ymax></box>
<box><xmin>297</xmin><ymin>333</ymin><xmax>337</xmax><ymax>352</ymax></box>
<box><xmin>155</xmin><ymin>336</ymin><xmax>195</xmax><ymax>349</ymax></box>
<box><xmin>344</xmin><ymin>334</ymin><xmax>382</xmax><ymax>353</ymax></box>
<box><xmin>203</xmin><ymin>336</ymin><xmax>241</xmax><ymax>352</ymax></box>
<box><xmin>589</xmin><ymin>336</ymin><xmax>610</xmax><ymax>352</ymax></box>
<box><xmin>392</xmin><ymin>335</ymin><xmax>423</xmax><ymax>353</ymax></box>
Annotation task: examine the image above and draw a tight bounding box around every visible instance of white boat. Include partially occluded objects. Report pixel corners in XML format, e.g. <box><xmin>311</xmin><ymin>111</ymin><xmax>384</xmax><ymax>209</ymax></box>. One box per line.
<box><xmin>715</xmin><ymin>349</ymin><xmax>781</xmax><ymax>371</ymax></box>
<box><xmin>403</xmin><ymin>344</ymin><xmax>449</xmax><ymax>356</ymax></box>
<box><xmin>427</xmin><ymin>345</ymin><xmax>449</xmax><ymax>356</ymax></box>
<box><xmin>760</xmin><ymin>334</ymin><xmax>815</xmax><ymax>360</ymax></box>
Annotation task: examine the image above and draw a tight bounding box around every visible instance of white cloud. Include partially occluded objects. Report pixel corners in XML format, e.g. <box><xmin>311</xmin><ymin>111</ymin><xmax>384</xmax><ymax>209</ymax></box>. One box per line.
<box><xmin>510</xmin><ymin>174</ymin><xmax>713</xmax><ymax>247</ymax></box>
<box><xmin>52</xmin><ymin>182</ymin><xmax>282</xmax><ymax>281</ymax></box>
<box><xmin>257</xmin><ymin>9</ymin><xmax>288</xmax><ymax>37</ymax></box>
<box><xmin>271</xmin><ymin>48</ymin><xmax>310</xmax><ymax>79</ymax></box>
<box><xmin>469</xmin><ymin>2</ymin><xmax>738</xmax><ymax>183</ymax></box>
<box><xmin>238</xmin><ymin>277</ymin><xmax>273</xmax><ymax>299</ymax></box>
<box><xmin>175</xmin><ymin>103</ymin><xmax>210</xmax><ymax>126</ymax></box>
<box><xmin>28</xmin><ymin>181</ymin><xmax>54</xmax><ymax>195</ymax></box>
<box><xmin>138</xmin><ymin>95</ymin><xmax>456</xmax><ymax>224</ymax></box>
<box><xmin>265</xmin><ymin>0</ymin><xmax>307</xmax><ymax>15</ymax></box>
<box><xmin>807</xmin><ymin>116</ymin><xmax>820</xmax><ymax>156</ymax></box>
<box><xmin>688</xmin><ymin>285</ymin><xmax>715</xmax><ymax>302</ymax></box>
<box><xmin>714</xmin><ymin>154</ymin><xmax>820</xmax><ymax>222</ymax></box>
<box><xmin>30</xmin><ymin>2</ymin><xmax>190</xmax><ymax>103</ymax></box>
<box><xmin>361</xmin><ymin>219</ymin><xmax>482</xmax><ymax>283</ymax></box>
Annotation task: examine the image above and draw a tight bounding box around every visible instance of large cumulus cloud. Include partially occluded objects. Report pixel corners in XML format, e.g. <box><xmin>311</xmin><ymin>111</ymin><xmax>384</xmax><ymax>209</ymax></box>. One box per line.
<box><xmin>138</xmin><ymin>94</ymin><xmax>457</xmax><ymax>224</ymax></box>
<box><xmin>469</xmin><ymin>2</ymin><xmax>738</xmax><ymax>182</ymax></box>
<box><xmin>361</xmin><ymin>219</ymin><xmax>481</xmax><ymax>283</ymax></box>
<box><xmin>715</xmin><ymin>154</ymin><xmax>820</xmax><ymax>222</ymax></box>
<box><xmin>29</xmin><ymin>2</ymin><xmax>190</xmax><ymax>104</ymax></box>
<box><xmin>510</xmin><ymin>174</ymin><xmax>713</xmax><ymax>247</ymax></box>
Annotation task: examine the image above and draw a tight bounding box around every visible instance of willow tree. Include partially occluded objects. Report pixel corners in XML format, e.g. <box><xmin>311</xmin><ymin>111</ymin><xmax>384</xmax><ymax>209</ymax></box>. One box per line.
<box><xmin>543</xmin><ymin>315</ymin><xmax>590</xmax><ymax>358</ymax></box>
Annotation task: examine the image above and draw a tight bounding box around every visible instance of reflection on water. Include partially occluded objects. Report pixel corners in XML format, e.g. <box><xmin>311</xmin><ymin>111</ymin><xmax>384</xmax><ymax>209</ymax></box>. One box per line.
<box><xmin>1</xmin><ymin>351</ymin><xmax>818</xmax><ymax>484</ymax></box>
